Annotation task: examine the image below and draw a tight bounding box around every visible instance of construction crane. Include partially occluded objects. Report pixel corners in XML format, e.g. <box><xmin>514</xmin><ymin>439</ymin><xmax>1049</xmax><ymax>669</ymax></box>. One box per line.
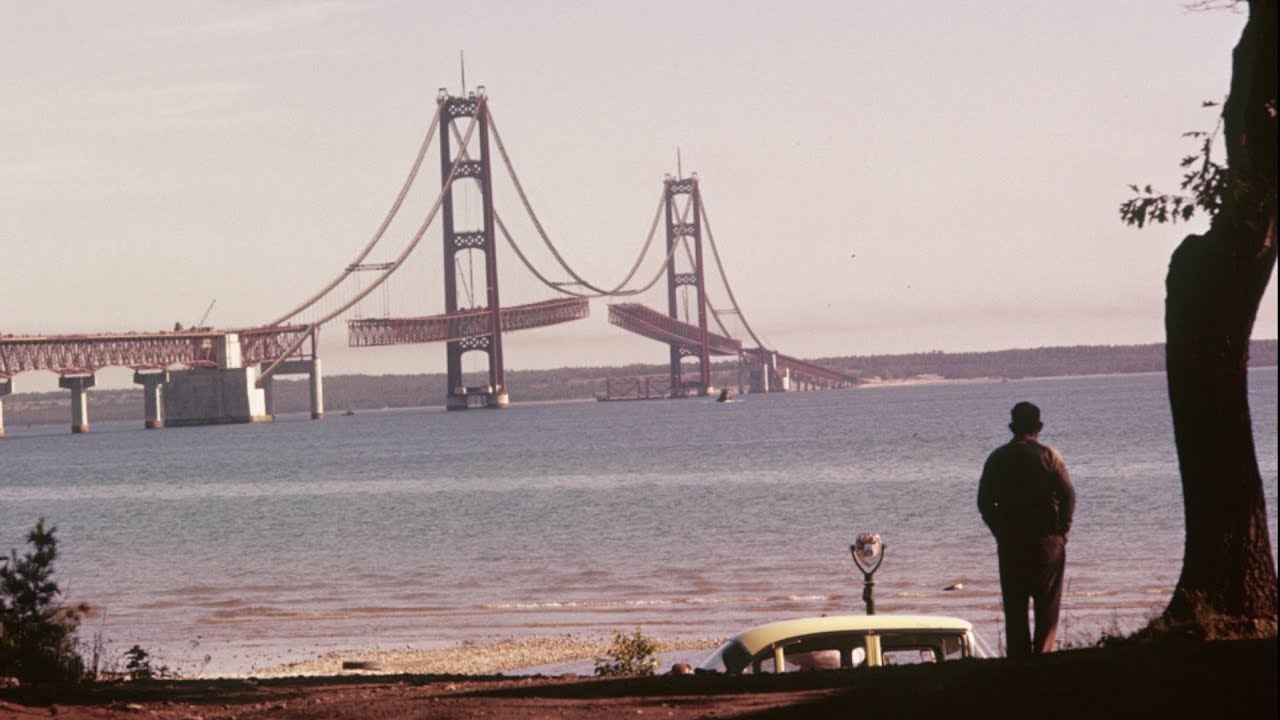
<box><xmin>194</xmin><ymin>299</ymin><xmax>216</xmax><ymax>330</ymax></box>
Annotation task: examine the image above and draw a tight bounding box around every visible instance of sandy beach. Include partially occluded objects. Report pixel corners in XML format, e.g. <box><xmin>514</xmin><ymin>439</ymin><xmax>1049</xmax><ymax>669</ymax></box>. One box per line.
<box><xmin>255</xmin><ymin>635</ymin><xmax>720</xmax><ymax>678</ymax></box>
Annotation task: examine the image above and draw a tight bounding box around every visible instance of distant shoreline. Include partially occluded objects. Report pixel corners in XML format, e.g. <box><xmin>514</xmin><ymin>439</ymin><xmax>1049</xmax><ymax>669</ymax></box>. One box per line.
<box><xmin>857</xmin><ymin>375</ymin><xmax>1002</xmax><ymax>389</ymax></box>
<box><xmin>2</xmin><ymin>340</ymin><xmax>1274</xmax><ymax>427</ymax></box>
<box><xmin>6</xmin><ymin>368</ymin><xmax>1276</xmax><ymax>433</ymax></box>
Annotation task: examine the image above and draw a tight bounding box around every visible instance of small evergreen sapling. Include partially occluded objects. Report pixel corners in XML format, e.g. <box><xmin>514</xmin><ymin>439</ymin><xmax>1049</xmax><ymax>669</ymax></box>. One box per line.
<box><xmin>0</xmin><ymin>519</ymin><xmax>86</xmax><ymax>683</ymax></box>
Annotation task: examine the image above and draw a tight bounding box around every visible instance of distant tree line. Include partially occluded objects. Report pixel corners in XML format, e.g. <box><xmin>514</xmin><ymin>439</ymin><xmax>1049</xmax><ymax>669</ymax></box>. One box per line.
<box><xmin>818</xmin><ymin>341</ymin><xmax>1278</xmax><ymax>382</ymax></box>
<box><xmin>2</xmin><ymin>340</ymin><xmax>1274</xmax><ymax>426</ymax></box>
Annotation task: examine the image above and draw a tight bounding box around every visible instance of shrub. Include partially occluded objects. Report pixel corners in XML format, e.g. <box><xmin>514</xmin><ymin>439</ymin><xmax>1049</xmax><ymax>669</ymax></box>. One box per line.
<box><xmin>0</xmin><ymin>519</ymin><xmax>87</xmax><ymax>684</ymax></box>
<box><xmin>594</xmin><ymin>629</ymin><xmax>660</xmax><ymax>677</ymax></box>
<box><xmin>124</xmin><ymin>644</ymin><xmax>172</xmax><ymax>681</ymax></box>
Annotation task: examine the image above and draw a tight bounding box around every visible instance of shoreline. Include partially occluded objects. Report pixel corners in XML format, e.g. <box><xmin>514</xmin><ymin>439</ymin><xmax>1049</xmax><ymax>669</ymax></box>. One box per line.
<box><xmin>249</xmin><ymin>635</ymin><xmax>720</xmax><ymax>679</ymax></box>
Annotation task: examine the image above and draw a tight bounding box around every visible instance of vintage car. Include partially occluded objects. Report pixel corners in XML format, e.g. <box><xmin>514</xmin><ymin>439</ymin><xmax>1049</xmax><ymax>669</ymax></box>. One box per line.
<box><xmin>697</xmin><ymin>614</ymin><xmax>990</xmax><ymax>674</ymax></box>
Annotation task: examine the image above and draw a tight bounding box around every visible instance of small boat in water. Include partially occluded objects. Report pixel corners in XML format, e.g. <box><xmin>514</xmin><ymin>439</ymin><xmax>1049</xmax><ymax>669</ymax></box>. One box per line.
<box><xmin>716</xmin><ymin>388</ymin><xmax>735</xmax><ymax>403</ymax></box>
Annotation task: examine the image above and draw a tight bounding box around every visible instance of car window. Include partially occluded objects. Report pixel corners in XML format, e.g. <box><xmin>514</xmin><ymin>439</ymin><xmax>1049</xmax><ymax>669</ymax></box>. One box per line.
<box><xmin>882</xmin><ymin>647</ymin><xmax>938</xmax><ymax>665</ymax></box>
<box><xmin>785</xmin><ymin>648</ymin><xmax>842</xmax><ymax>672</ymax></box>
<box><xmin>878</xmin><ymin>631</ymin><xmax>969</xmax><ymax>664</ymax></box>
<box><xmin>939</xmin><ymin>633</ymin><xmax>966</xmax><ymax>660</ymax></box>
<box><xmin>753</xmin><ymin>633</ymin><xmax>870</xmax><ymax>673</ymax></box>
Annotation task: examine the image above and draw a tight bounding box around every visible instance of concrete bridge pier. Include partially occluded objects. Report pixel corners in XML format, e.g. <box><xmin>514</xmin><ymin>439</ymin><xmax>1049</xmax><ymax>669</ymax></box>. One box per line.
<box><xmin>59</xmin><ymin>373</ymin><xmax>95</xmax><ymax>434</ymax></box>
<box><xmin>0</xmin><ymin>377</ymin><xmax>11</xmax><ymax>439</ymax></box>
<box><xmin>755</xmin><ymin>364</ymin><xmax>771</xmax><ymax>393</ymax></box>
<box><xmin>308</xmin><ymin>358</ymin><xmax>324</xmax><ymax>420</ymax></box>
<box><xmin>260</xmin><ymin>374</ymin><xmax>276</xmax><ymax>417</ymax></box>
<box><xmin>133</xmin><ymin>370</ymin><xmax>169</xmax><ymax>429</ymax></box>
<box><xmin>260</xmin><ymin>359</ymin><xmax>324</xmax><ymax>420</ymax></box>
<box><xmin>749</xmin><ymin>352</ymin><xmax>788</xmax><ymax>394</ymax></box>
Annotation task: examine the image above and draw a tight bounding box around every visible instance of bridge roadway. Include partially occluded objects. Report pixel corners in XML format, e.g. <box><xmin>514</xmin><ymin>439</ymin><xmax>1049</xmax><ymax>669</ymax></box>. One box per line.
<box><xmin>606</xmin><ymin>303</ymin><xmax>742</xmax><ymax>356</ymax></box>
<box><xmin>347</xmin><ymin>297</ymin><xmax>589</xmax><ymax>346</ymax></box>
<box><xmin>1</xmin><ymin>298</ymin><xmax>853</xmax><ymax>434</ymax></box>
<box><xmin>0</xmin><ymin>326</ymin><xmax>311</xmax><ymax>436</ymax></box>
<box><xmin>742</xmin><ymin>348</ymin><xmax>859</xmax><ymax>391</ymax></box>
<box><xmin>607</xmin><ymin>303</ymin><xmax>857</xmax><ymax>393</ymax></box>
<box><xmin>0</xmin><ymin>299</ymin><xmax>588</xmax><ymax>434</ymax></box>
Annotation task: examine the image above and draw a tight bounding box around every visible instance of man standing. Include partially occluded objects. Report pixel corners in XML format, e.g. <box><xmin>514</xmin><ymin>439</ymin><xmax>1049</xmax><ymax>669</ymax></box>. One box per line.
<box><xmin>978</xmin><ymin>401</ymin><xmax>1076</xmax><ymax>658</ymax></box>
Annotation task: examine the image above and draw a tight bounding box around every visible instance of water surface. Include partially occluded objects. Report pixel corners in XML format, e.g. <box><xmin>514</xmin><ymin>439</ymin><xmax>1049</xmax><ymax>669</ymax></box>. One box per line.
<box><xmin>1</xmin><ymin>370</ymin><xmax>1275</xmax><ymax>674</ymax></box>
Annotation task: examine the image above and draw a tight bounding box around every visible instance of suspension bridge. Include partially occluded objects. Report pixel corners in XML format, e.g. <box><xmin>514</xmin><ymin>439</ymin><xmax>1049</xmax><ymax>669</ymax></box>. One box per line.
<box><xmin>0</xmin><ymin>86</ymin><xmax>856</xmax><ymax>436</ymax></box>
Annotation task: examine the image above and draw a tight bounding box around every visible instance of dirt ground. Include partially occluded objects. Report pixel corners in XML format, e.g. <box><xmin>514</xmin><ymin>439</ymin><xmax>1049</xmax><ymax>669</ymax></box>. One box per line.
<box><xmin>1</xmin><ymin>638</ymin><xmax>1273</xmax><ymax>720</ymax></box>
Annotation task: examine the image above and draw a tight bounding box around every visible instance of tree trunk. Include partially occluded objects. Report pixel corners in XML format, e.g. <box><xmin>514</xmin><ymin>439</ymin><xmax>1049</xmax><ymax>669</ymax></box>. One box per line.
<box><xmin>1164</xmin><ymin>0</ymin><xmax>1277</xmax><ymax>629</ymax></box>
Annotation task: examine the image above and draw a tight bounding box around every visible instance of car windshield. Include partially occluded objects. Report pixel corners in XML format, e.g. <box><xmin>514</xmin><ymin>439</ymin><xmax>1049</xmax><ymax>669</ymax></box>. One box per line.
<box><xmin>699</xmin><ymin>639</ymin><xmax>752</xmax><ymax>675</ymax></box>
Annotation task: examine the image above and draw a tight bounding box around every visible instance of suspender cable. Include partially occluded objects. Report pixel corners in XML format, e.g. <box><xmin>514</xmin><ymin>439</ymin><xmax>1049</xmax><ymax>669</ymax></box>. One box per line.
<box><xmin>260</xmin><ymin>111</ymin><xmax>482</xmax><ymax>384</ymax></box>
<box><xmin>495</xmin><ymin>203</ymin><xmax>686</xmax><ymax>299</ymax></box>
<box><xmin>667</xmin><ymin>193</ymin><xmax>734</xmax><ymax>338</ymax></box>
<box><xmin>487</xmin><ymin>107</ymin><xmax>672</xmax><ymax>296</ymax></box>
<box><xmin>312</xmin><ymin>111</ymin><xmax>480</xmax><ymax>326</ymax></box>
<box><xmin>700</xmin><ymin>198</ymin><xmax>767</xmax><ymax>350</ymax></box>
<box><xmin>269</xmin><ymin>105</ymin><xmax>443</xmax><ymax>327</ymax></box>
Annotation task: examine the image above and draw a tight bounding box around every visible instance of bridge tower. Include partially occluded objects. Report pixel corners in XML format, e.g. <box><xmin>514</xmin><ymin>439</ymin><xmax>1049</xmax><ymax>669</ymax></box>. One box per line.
<box><xmin>664</xmin><ymin>175</ymin><xmax>713</xmax><ymax>397</ymax></box>
<box><xmin>439</xmin><ymin>88</ymin><xmax>507</xmax><ymax>410</ymax></box>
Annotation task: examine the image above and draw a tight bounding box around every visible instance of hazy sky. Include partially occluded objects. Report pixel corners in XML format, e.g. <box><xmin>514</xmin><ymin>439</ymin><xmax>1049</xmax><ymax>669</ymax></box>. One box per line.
<box><xmin>2</xmin><ymin>1</ymin><xmax>1275</xmax><ymax>389</ymax></box>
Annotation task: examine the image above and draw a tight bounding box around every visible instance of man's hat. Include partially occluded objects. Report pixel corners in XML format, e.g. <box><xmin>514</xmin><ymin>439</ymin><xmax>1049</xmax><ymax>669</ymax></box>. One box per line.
<box><xmin>1010</xmin><ymin>401</ymin><xmax>1041</xmax><ymax>434</ymax></box>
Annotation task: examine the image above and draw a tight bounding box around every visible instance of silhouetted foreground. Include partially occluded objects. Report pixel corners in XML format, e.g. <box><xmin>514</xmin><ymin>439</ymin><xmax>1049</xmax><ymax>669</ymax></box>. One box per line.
<box><xmin>1</xmin><ymin>638</ymin><xmax>1272</xmax><ymax>719</ymax></box>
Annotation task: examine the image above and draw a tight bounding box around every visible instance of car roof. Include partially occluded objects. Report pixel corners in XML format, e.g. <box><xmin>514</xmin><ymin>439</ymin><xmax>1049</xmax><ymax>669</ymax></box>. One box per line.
<box><xmin>729</xmin><ymin>615</ymin><xmax>975</xmax><ymax>656</ymax></box>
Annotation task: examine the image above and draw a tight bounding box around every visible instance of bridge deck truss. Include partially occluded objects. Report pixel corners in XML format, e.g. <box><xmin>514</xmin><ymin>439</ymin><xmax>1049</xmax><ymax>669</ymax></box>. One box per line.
<box><xmin>347</xmin><ymin>298</ymin><xmax>589</xmax><ymax>347</ymax></box>
<box><xmin>606</xmin><ymin>303</ymin><xmax>741</xmax><ymax>357</ymax></box>
<box><xmin>743</xmin><ymin>348</ymin><xmax>858</xmax><ymax>389</ymax></box>
<box><xmin>0</xmin><ymin>326</ymin><xmax>314</xmax><ymax>378</ymax></box>
<box><xmin>238</xmin><ymin>326</ymin><xmax>314</xmax><ymax>366</ymax></box>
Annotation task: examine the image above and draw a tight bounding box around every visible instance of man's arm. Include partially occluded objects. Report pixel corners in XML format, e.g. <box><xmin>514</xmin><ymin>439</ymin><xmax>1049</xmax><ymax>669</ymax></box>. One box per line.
<box><xmin>977</xmin><ymin>456</ymin><xmax>999</xmax><ymax>536</ymax></box>
<box><xmin>1050</xmin><ymin>450</ymin><xmax>1075</xmax><ymax>536</ymax></box>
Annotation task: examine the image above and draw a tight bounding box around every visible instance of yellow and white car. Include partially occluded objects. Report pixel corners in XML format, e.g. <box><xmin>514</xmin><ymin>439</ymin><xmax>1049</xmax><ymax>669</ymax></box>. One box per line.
<box><xmin>698</xmin><ymin>615</ymin><xmax>991</xmax><ymax>675</ymax></box>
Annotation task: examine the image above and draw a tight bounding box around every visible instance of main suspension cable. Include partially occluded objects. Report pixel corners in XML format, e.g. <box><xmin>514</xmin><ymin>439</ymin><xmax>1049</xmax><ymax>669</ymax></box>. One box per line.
<box><xmin>315</xmin><ymin>111</ymin><xmax>481</xmax><ymax>325</ymax></box>
<box><xmin>487</xmin><ymin>106</ymin><xmax>671</xmax><ymax>296</ymax></box>
<box><xmin>495</xmin><ymin>207</ymin><xmax>686</xmax><ymax>299</ymax></box>
<box><xmin>701</xmin><ymin>197</ymin><xmax>767</xmax><ymax>349</ymax></box>
<box><xmin>665</xmin><ymin>190</ymin><xmax>733</xmax><ymax>338</ymax></box>
<box><xmin>270</xmin><ymin>105</ymin><xmax>443</xmax><ymax>327</ymax></box>
<box><xmin>259</xmin><ymin>111</ymin><xmax>482</xmax><ymax>381</ymax></box>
